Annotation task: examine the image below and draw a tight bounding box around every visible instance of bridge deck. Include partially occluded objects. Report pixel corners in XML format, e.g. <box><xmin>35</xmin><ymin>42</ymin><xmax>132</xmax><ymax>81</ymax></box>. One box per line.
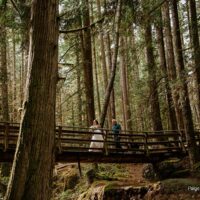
<box><xmin>0</xmin><ymin>122</ymin><xmax>199</xmax><ymax>163</ymax></box>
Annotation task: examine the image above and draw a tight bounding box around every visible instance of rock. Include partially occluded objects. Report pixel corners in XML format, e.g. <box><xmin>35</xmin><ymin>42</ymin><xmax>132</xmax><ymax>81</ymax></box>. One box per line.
<box><xmin>86</xmin><ymin>169</ymin><xmax>96</xmax><ymax>185</ymax></box>
<box><xmin>64</xmin><ymin>172</ymin><xmax>79</xmax><ymax>190</ymax></box>
<box><xmin>103</xmin><ymin>185</ymin><xmax>148</xmax><ymax>200</ymax></box>
<box><xmin>142</xmin><ymin>160</ymin><xmax>189</xmax><ymax>181</ymax></box>
<box><xmin>142</xmin><ymin>164</ymin><xmax>156</xmax><ymax>180</ymax></box>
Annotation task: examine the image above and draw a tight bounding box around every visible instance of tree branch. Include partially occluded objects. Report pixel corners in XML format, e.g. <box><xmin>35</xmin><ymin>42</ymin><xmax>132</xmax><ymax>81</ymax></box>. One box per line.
<box><xmin>59</xmin><ymin>17</ymin><xmax>104</xmax><ymax>34</ymax></box>
<box><xmin>10</xmin><ymin>0</ymin><xmax>22</xmax><ymax>17</ymax></box>
<box><xmin>149</xmin><ymin>0</ymin><xmax>167</xmax><ymax>15</ymax></box>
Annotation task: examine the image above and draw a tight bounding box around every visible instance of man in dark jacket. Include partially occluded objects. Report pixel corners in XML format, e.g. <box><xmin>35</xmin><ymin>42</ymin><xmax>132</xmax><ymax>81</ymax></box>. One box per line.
<box><xmin>112</xmin><ymin>119</ymin><xmax>121</xmax><ymax>149</ymax></box>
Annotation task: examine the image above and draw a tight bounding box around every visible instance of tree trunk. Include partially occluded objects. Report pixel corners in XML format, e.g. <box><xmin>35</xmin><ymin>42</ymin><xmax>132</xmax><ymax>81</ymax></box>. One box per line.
<box><xmin>144</xmin><ymin>22</ymin><xmax>163</xmax><ymax>131</ymax></box>
<box><xmin>93</xmin><ymin>41</ymin><xmax>101</xmax><ymax>119</ymax></box>
<box><xmin>120</xmin><ymin>37</ymin><xmax>133</xmax><ymax>130</ymax></box>
<box><xmin>188</xmin><ymin>0</ymin><xmax>200</xmax><ymax>124</ymax></box>
<box><xmin>100</xmin><ymin>0</ymin><xmax>122</xmax><ymax>127</ymax></box>
<box><xmin>155</xmin><ymin>9</ymin><xmax>178</xmax><ymax>130</ymax></box>
<box><xmin>130</xmin><ymin>30</ymin><xmax>144</xmax><ymax>131</ymax></box>
<box><xmin>96</xmin><ymin>0</ymin><xmax>112</xmax><ymax>128</ymax></box>
<box><xmin>0</xmin><ymin>0</ymin><xmax>11</xmax><ymax>178</ymax></box>
<box><xmin>5</xmin><ymin>0</ymin><xmax>58</xmax><ymax>199</ymax></box>
<box><xmin>0</xmin><ymin>0</ymin><xmax>9</xmax><ymax>123</ymax></box>
<box><xmin>105</xmin><ymin>32</ymin><xmax>116</xmax><ymax>119</ymax></box>
<box><xmin>90</xmin><ymin>1</ymin><xmax>101</xmax><ymax>120</ymax></box>
<box><xmin>12</xmin><ymin>31</ymin><xmax>17</xmax><ymax>122</ymax></box>
<box><xmin>76</xmin><ymin>47</ymin><xmax>83</xmax><ymax>127</ymax></box>
<box><xmin>171</xmin><ymin>0</ymin><xmax>200</xmax><ymax>168</ymax></box>
<box><xmin>81</xmin><ymin>0</ymin><xmax>95</xmax><ymax>126</ymax></box>
<box><xmin>161</xmin><ymin>1</ymin><xmax>184</xmax><ymax>130</ymax></box>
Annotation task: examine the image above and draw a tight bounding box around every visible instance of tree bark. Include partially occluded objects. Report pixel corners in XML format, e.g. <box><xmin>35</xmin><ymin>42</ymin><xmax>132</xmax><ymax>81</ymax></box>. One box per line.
<box><xmin>144</xmin><ymin>21</ymin><xmax>163</xmax><ymax>131</ymax></box>
<box><xmin>120</xmin><ymin>37</ymin><xmax>133</xmax><ymax>130</ymax></box>
<box><xmin>0</xmin><ymin>0</ymin><xmax>9</xmax><ymax>123</ymax></box>
<box><xmin>105</xmin><ymin>32</ymin><xmax>116</xmax><ymax>119</ymax></box>
<box><xmin>0</xmin><ymin>0</ymin><xmax>11</xmax><ymax>177</ymax></box>
<box><xmin>161</xmin><ymin>1</ymin><xmax>184</xmax><ymax>130</ymax></box>
<box><xmin>171</xmin><ymin>0</ymin><xmax>200</xmax><ymax>168</ymax></box>
<box><xmin>76</xmin><ymin>47</ymin><xmax>83</xmax><ymax>127</ymax></box>
<box><xmin>100</xmin><ymin>0</ymin><xmax>122</xmax><ymax>127</ymax></box>
<box><xmin>155</xmin><ymin>9</ymin><xmax>178</xmax><ymax>130</ymax></box>
<box><xmin>12</xmin><ymin>30</ymin><xmax>17</xmax><ymax>122</ymax></box>
<box><xmin>188</xmin><ymin>0</ymin><xmax>200</xmax><ymax>125</ymax></box>
<box><xmin>5</xmin><ymin>0</ymin><xmax>58</xmax><ymax>199</ymax></box>
<box><xmin>90</xmin><ymin>1</ymin><xmax>101</xmax><ymax>120</ymax></box>
<box><xmin>81</xmin><ymin>0</ymin><xmax>95</xmax><ymax>126</ymax></box>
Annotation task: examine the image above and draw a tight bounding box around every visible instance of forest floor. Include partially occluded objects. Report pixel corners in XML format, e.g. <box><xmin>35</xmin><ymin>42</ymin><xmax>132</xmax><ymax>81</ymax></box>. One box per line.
<box><xmin>52</xmin><ymin>162</ymin><xmax>200</xmax><ymax>200</ymax></box>
<box><xmin>1</xmin><ymin>162</ymin><xmax>200</xmax><ymax>199</ymax></box>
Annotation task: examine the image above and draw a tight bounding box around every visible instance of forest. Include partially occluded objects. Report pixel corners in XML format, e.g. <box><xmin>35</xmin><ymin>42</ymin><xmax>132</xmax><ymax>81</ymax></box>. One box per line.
<box><xmin>0</xmin><ymin>0</ymin><xmax>200</xmax><ymax>199</ymax></box>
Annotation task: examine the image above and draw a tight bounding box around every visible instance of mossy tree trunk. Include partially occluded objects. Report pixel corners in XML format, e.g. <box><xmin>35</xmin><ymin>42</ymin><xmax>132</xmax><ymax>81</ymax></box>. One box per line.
<box><xmin>4</xmin><ymin>0</ymin><xmax>58</xmax><ymax>199</ymax></box>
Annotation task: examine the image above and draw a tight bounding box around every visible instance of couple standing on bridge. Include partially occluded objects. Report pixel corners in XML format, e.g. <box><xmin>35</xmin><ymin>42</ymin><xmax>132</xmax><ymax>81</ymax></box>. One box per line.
<box><xmin>89</xmin><ymin>119</ymin><xmax>122</xmax><ymax>152</ymax></box>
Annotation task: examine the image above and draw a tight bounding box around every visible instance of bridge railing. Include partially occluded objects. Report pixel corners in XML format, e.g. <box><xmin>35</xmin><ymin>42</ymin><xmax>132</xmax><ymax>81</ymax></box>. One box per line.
<box><xmin>0</xmin><ymin>122</ymin><xmax>200</xmax><ymax>156</ymax></box>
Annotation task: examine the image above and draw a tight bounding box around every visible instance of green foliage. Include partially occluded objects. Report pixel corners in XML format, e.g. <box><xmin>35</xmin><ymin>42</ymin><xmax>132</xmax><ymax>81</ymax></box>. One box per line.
<box><xmin>97</xmin><ymin>164</ymin><xmax>129</xmax><ymax>180</ymax></box>
<box><xmin>194</xmin><ymin>162</ymin><xmax>200</xmax><ymax>173</ymax></box>
<box><xmin>0</xmin><ymin>176</ymin><xmax>9</xmax><ymax>185</ymax></box>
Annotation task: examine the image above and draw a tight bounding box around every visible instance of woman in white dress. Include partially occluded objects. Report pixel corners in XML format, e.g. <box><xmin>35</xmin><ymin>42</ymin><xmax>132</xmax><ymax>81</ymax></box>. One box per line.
<box><xmin>89</xmin><ymin>120</ymin><xmax>104</xmax><ymax>152</ymax></box>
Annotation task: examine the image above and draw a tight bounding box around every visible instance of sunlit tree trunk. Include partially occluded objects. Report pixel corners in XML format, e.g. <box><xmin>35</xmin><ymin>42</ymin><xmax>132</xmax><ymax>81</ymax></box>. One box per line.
<box><xmin>5</xmin><ymin>0</ymin><xmax>58</xmax><ymax>199</ymax></box>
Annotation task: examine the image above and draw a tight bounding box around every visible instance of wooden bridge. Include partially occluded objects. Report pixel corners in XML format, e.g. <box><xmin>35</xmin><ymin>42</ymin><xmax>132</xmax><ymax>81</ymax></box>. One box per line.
<box><xmin>0</xmin><ymin>122</ymin><xmax>199</xmax><ymax>163</ymax></box>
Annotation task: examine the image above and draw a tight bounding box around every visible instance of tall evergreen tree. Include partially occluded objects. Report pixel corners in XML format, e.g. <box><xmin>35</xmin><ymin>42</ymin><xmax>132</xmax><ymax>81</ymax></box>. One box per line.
<box><xmin>155</xmin><ymin>9</ymin><xmax>178</xmax><ymax>130</ymax></box>
<box><xmin>171</xmin><ymin>0</ymin><xmax>200</xmax><ymax>168</ymax></box>
<box><xmin>100</xmin><ymin>0</ymin><xmax>122</xmax><ymax>127</ymax></box>
<box><xmin>5</xmin><ymin>0</ymin><xmax>58</xmax><ymax>199</ymax></box>
<box><xmin>81</xmin><ymin>0</ymin><xmax>95</xmax><ymax>126</ymax></box>
<box><xmin>144</xmin><ymin>20</ymin><xmax>163</xmax><ymax>131</ymax></box>
<box><xmin>0</xmin><ymin>0</ymin><xmax>11</xmax><ymax>177</ymax></box>
<box><xmin>188</xmin><ymin>0</ymin><xmax>200</xmax><ymax>123</ymax></box>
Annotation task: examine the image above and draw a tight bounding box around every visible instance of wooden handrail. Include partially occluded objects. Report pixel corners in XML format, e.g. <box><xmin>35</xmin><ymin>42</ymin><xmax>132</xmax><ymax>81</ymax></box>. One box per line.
<box><xmin>0</xmin><ymin>122</ymin><xmax>199</xmax><ymax>160</ymax></box>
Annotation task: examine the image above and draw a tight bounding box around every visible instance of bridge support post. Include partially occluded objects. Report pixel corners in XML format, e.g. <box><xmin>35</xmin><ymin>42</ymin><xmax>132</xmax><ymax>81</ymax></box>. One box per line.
<box><xmin>178</xmin><ymin>130</ymin><xmax>186</xmax><ymax>153</ymax></box>
<box><xmin>58</xmin><ymin>126</ymin><xmax>62</xmax><ymax>153</ymax></box>
<box><xmin>144</xmin><ymin>132</ymin><xmax>149</xmax><ymax>156</ymax></box>
<box><xmin>77</xmin><ymin>155</ymin><xmax>82</xmax><ymax>177</ymax></box>
<box><xmin>4</xmin><ymin>122</ymin><xmax>9</xmax><ymax>152</ymax></box>
<box><xmin>104</xmin><ymin>130</ymin><xmax>108</xmax><ymax>155</ymax></box>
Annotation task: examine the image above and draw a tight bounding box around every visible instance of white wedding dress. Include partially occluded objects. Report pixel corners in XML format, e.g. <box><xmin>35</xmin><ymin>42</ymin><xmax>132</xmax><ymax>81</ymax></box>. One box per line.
<box><xmin>89</xmin><ymin>129</ymin><xmax>104</xmax><ymax>152</ymax></box>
